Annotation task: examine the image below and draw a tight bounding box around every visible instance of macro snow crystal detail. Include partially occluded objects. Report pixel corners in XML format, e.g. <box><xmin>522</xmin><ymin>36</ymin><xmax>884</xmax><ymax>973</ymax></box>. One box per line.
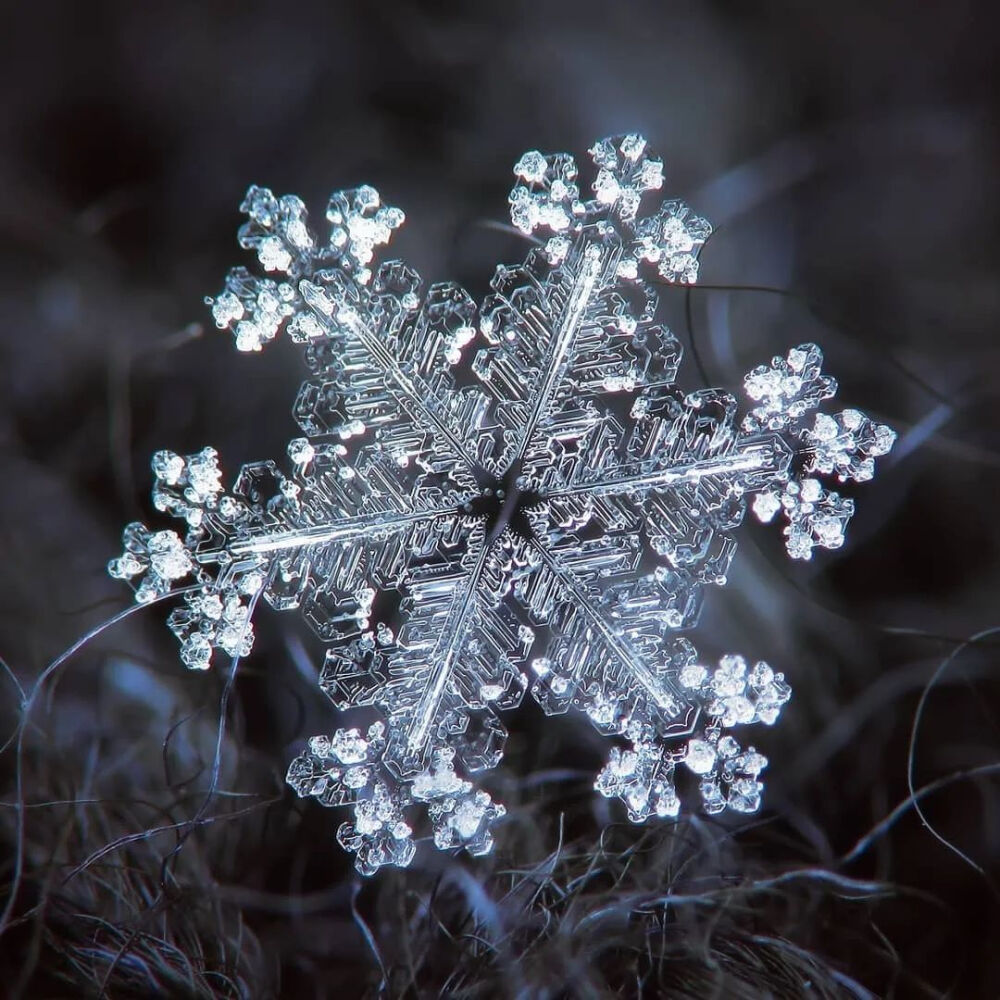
<box><xmin>109</xmin><ymin>136</ymin><xmax>895</xmax><ymax>874</ymax></box>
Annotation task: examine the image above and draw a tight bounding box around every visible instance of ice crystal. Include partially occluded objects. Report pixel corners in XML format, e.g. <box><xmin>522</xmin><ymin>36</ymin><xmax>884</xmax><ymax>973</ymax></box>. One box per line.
<box><xmin>109</xmin><ymin>135</ymin><xmax>895</xmax><ymax>874</ymax></box>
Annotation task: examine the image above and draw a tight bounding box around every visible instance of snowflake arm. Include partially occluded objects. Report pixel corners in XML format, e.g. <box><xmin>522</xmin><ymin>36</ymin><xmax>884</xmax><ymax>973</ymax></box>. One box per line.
<box><xmin>380</xmin><ymin>523</ymin><xmax>497</xmax><ymax>777</ymax></box>
<box><xmin>212</xmin><ymin>185</ymin><xmax>487</xmax><ymax>479</ymax></box>
<box><xmin>522</xmin><ymin>535</ymin><xmax>692</xmax><ymax>724</ymax></box>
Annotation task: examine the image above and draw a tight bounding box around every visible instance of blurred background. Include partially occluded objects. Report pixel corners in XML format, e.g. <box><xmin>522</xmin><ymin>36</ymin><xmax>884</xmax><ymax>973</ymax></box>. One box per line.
<box><xmin>0</xmin><ymin>1</ymin><xmax>998</xmax><ymax>996</ymax></box>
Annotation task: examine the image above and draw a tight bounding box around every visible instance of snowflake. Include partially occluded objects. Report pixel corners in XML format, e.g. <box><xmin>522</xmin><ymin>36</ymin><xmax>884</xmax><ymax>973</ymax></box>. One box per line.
<box><xmin>108</xmin><ymin>135</ymin><xmax>895</xmax><ymax>875</ymax></box>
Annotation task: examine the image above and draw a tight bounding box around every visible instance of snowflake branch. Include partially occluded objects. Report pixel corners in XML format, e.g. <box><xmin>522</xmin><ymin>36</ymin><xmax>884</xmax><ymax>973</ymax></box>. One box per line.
<box><xmin>546</xmin><ymin>434</ymin><xmax>791</xmax><ymax>502</ymax></box>
<box><xmin>308</xmin><ymin>291</ymin><xmax>482</xmax><ymax>475</ymax></box>
<box><xmin>512</xmin><ymin>243</ymin><xmax>605</xmax><ymax>462</ymax></box>
<box><xmin>527</xmin><ymin>537</ymin><xmax>691</xmax><ymax>722</ymax></box>
<box><xmin>220</xmin><ymin>504</ymin><xmax>461</xmax><ymax>559</ymax></box>
<box><xmin>401</xmin><ymin>530</ymin><xmax>494</xmax><ymax>761</ymax></box>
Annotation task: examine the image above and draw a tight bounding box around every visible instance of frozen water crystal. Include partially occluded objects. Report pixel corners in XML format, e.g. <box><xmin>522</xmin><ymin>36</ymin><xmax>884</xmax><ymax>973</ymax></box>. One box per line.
<box><xmin>108</xmin><ymin>135</ymin><xmax>895</xmax><ymax>873</ymax></box>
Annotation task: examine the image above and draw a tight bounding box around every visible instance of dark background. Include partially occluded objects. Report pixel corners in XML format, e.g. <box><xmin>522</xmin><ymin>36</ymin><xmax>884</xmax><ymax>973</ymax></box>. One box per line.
<box><xmin>1</xmin><ymin>2</ymin><xmax>999</xmax><ymax>996</ymax></box>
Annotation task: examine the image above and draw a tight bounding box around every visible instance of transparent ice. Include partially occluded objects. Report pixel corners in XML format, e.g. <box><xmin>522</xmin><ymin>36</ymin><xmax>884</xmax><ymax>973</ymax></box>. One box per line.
<box><xmin>108</xmin><ymin>136</ymin><xmax>895</xmax><ymax>874</ymax></box>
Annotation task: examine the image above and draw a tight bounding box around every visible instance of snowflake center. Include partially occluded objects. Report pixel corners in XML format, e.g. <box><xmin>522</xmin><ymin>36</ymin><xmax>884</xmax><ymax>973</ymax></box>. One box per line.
<box><xmin>467</xmin><ymin>462</ymin><xmax>543</xmax><ymax>542</ymax></box>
